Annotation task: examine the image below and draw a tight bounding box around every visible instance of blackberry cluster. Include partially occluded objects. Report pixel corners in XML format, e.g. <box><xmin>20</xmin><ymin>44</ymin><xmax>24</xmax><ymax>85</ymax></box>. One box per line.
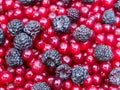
<box><xmin>7</xmin><ymin>19</ymin><xmax>24</xmax><ymax>36</ymax></box>
<box><xmin>32</xmin><ymin>82</ymin><xmax>51</xmax><ymax>90</ymax></box>
<box><xmin>0</xmin><ymin>28</ymin><xmax>4</xmax><ymax>44</ymax></box>
<box><xmin>60</xmin><ymin>0</ymin><xmax>71</xmax><ymax>5</ymax></box>
<box><xmin>55</xmin><ymin>64</ymin><xmax>72</xmax><ymax>80</ymax></box>
<box><xmin>41</xmin><ymin>49</ymin><xmax>61</xmax><ymax>67</ymax></box>
<box><xmin>114</xmin><ymin>0</ymin><xmax>120</xmax><ymax>11</ymax></box>
<box><xmin>82</xmin><ymin>0</ymin><xmax>95</xmax><ymax>3</ymax></box>
<box><xmin>5</xmin><ymin>48</ymin><xmax>23</xmax><ymax>67</ymax></box>
<box><xmin>94</xmin><ymin>44</ymin><xmax>113</xmax><ymax>61</ymax></box>
<box><xmin>71</xmin><ymin>66</ymin><xmax>88</xmax><ymax>84</ymax></box>
<box><xmin>67</xmin><ymin>8</ymin><xmax>80</xmax><ymax>22</ymax></box>
<box><xmin>24</xmin><ymin>20</ymin><xmax>40</xmax><ymax>37</ymax></box>
<box><xmin>73</xmin><ymin>25</ymin><xmax>92</xmax><ymax>42</ymax></box>
<box><xmin>52</xmin><ymin>15</ymin><xmax>70</xmax><ymax>33</ymax></box>
<box><xmin>102</xmin><ymin>9</ymin><xmax>116</xmax><ymax>24</ymax></box>
<box><xmin>19</xmin><ymin>0</ymin><xmax>34</xmax><ymax>5</ymax></box>
<box><xmin>109</xmin><ymin>68</ymin><xmax>120</xmax><ymax>86</ymax></box>
<box><xmin>14</xmin><ymin>33</ymin><xmax>32</xmax><ymax>50</ymax></box>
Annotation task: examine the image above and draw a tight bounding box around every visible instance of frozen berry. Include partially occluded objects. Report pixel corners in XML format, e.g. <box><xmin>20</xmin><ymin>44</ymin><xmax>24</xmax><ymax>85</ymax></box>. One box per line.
<box><xmin>19</xmin><ymin>0</ymin><xmax>34</xmax><ymax>5</ymax></box>
<box><xmin>102</xmin><ymin>9</ymin><xmax>116</xmax><ymax>24</ymax></box>
<box><xmin>52</xmin><ymin>15</ymin><xmax>70</xmax><ymax>33</ymax></box>
<box><xmin>5</xmin><ymin>48</ymin><xmax>23</xmax><ymax>67</ymax></box>
<box><xmin>71</xmin><ymin>66</ymin><xmax>88</xmax><ymax>84</ymax></box>
<box><xmin>55</xmin><ymin>64</ymin><xmax>72</xmax><ymax>80</ymax></box>
<box><xmin>24</xmin><ymin>20</ymin><xmax>40</xmax><ymax>37</ymax></box>
<box><xmin>7</xmin><ymin>19</ymin><xmax>24</xmax><ymax>36</ymax></box>
<box><xmin>0</xmin><ymin>28</ymin><xmax>4</xmax><ymax>44</ymax></box>
<box><xmin>41</xmin><ymin>49</ymin><xmax>61</xmax><ymax>67</ymax></box>
<box><xmin>67</xmin><ymin>8</ymin><xmax>80</xmax><ymax>22</ymax></box>
<box><xmin>82</xmin><ymin>0</ymin><xmax>95</xmax><ymax>3</ymax></box>
<box><xmin>94</xmin><ymin>44</ymin><xmax>113</xmax><ymax>61</ymax></box>
<box><xmin>114</xmin><ymin>0</ymin><xmax>120</xmax><ymax>11</ymax></box>
<box><xmin>109</xmin><ymin>67</ymin><xmax>120</xmax><ymax>86</ymax></box>
<box><xmin>32</xmin><ymin>82</ymin><xmax>51</xmax><ymax>90</ymax></box>
<box><xmin>60</xmin><ymin>0</ymin><xmax>71</xmax><ymax>5</ymax></box>
<box><xmin>73</xmin><ymin>25</ymin><xmax>92</xmax><ymax>42</ymax></box>
<box><xmin>14</xmin><ymin>33</ymin><xmax>32</xmax><ymax>50</ymax></box>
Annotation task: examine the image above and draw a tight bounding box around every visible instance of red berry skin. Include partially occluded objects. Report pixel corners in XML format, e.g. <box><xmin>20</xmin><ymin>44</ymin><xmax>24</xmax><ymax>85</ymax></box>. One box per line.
<box><xmin>0</xmin><ymin>47</ymin><xmax>6</xmax><ymax>57</ymax></box>
<box><xmin>0</xmin><ymin>15</ymin><xmax>7</xmax><ymax>24</ymax></box>
<box><xmin>58</xmin><ymin>42</ymin><xmax>69</xmax><ymax>54</ymax></box>
<box><xmin>0</xmin><ymin>71</ymin><xmax>13</xmax><ymax>83</ymax></box>
<box><xmin>34</xmin><ymin>74</ymin><xmax>45</xmax><ymax>82</ymax></box>
<box><xmin>22</xmin><ymin>49</ymin><xmax>34</xmax><ymax>62</ymax></box>
<box><xmin>86</xmin><ymin>85</ymin><xmax>98</xmax><ymax>90</ymax></box>
<box><xmin>0</xmin><ymin>58</ymin><xmax>5</xmax><ymax>65</ymax></box>
<box><xmin>69</xmin><ymin>43</ymin><xmax>81</xmax><ymax>55</ymax></box>
<box><xmin>112</xmin><ymin>60</ymin><xmax>120</xmax><ymax>68</ymax></box>
<box><xmin>100</xmin><ymin>62</ymin><xmax>112</xmax><ymax>74</ymax></box>
<box><xmin>14</xmin><ymin>75</ymin><xmax>25</xmax><ymax>87</ymax></box>
<box><xmin>61</xmin><ymin>56</ymin><xmax>72</xmax><ymax>66</ymax></box>
<box><xmin>53</xmin><ymin>78</ymin><xmax>62</xmax><ymax>90</ymax></box>
<box><xmin>46</xmin><ymin>76</ymin><xmax>55</xmax><ymax>87</ymax></box>
<box><xmin>106</xmin><ymin>34</ymin><xmax>117</xmax><ymax>46</ymax></box>
<box><xmin>63</xmin><ymin>80</ymin><xmax>73</xmax><ymax>90</ymax></box>
<box><xmin>114</xmin><ymin>48</ymin><xmax>120</xmax><ymax>60</ymax></box>
<box><xmin>92</xmin><ymin>74</ymin><xmax>101</xmax><ymax>85</ymax></box>
<box><xmin>73</xmin><ymin>53</ymin><xmax>84</xmax><ymax>64</ymax></box>
<box><xmin>15</xmin><ymin>66</ymin><xmax>25</xmax><ymax>76</ymax></box>
<box><xmin>101</xmin><ymin>0</ymin><xmax>116</xmax><ymax>8</ymax></box>
<box><xmin>2</xmin><ymin>0</ymin><xmax>14</xmax><ymax>11</ymax></box>
<box><xmin>30</xmin><ymin>59</ymin><xmax>45</xmax><ymax>74</ymax></box>
<box><xmin>83</xmin><ymin>76</ymin><xmax>93</xmax><ymax>86</ymax></box>
<box><xmin>25</xmin><ymin>70</ymin><xmax>35</xmax><ymax>81</ymax></box>
<box><xmin>91</xmin><ymin>64</ymin><xmax>100</xmax><ymax>74</ymax></box>
<box><xmin>85</xmin><ymin>55</ymin><xmax>95</xmax><ymax>65</ymax></box>
<box><xmin>93</xmin><ymin>23</ymin><xmax>102</xmax><ymax>34</ymax></box>
<box><xmin>71</xmin><ymin>85</ymin><xmax>82</xmax><ymax>90</ymax></box>
<box><xmin>24</xmin><ymin>81</ymin><xmax>33</xmax><ymax>90</ymax></box>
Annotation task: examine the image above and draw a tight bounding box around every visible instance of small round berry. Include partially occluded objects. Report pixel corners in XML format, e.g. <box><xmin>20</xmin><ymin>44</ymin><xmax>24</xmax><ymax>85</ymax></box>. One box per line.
<box><xmin>32</xmin><ymin>82</ymin><xmax>51</xmax><ymax>90</ymax></box>
<box><xmin>73</xmin><ymin>25</ymin><xmax>92</xmax><ymax>42</ymax></box>
<box><xmin>66</xmin><ymin>8</ymin><xmax>80</xmax><ymax>22</ymax></box>
<box><xmin>109</xmin><ymin>67</ymin><xmax>120</xmax><ymax>86</ymax></box>
<box><xmin>55</xmin><ymin>64</ymin><xmax>72</xmax><ymax>80</ymax></box>
<box><xmin>0</xmin><ymin>28</ymin><xmax>4</xmax><ymax>44</ymax></box>
<box><xmin>19</xmin><ymin>0</ymin><xmax>34</xmax><ymax>5</ymax></box>
<box><xmin>71</xmin><ymin>66</ymin><xmax>88</xmax><ymax>84</ymax></box>
<box><xmin>7</xmin><ymin>19</ymin><xmax>24</xmax><ymax>36</ymax></box>
<box><xmin>52</xmin><ymin>15</ymin><xmax>70</xmax><ymax>33</ymax></box>
<box><xmin>41</xmin><ymin>49</ymin><xmax>61</xmax><ymax>67</ymax></box>
<box><xmin>14</xmin><ymin>33</ymin><xmax>32</xmax><ymax>50</ymax></box>
<box><xmin>102</xmin><ymin>9</ymin><xmax>116</xmax><ymax>24</ymax></box>
<box><xmin>24</xmin><ymin>20</ymin><xmax>40</xmax><ymax>37</ymax></box>
<box><xmin>5</xmin><ymin>48</ymin><xmax>23</xmax><ymax>67</ymax></box>
<box><xmin>94</xmin><ymin>44</ymin><xmax>113</xmax><ymax>61</ymax></box>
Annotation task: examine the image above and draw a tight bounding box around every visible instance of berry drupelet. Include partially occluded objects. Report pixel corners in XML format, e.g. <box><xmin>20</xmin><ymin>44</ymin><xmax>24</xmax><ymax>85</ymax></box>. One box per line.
<box><xmin>73</xmin><ymin>25</ymin><xmax>92</xmax><ymax>42</ymax></box>
<box><xmin>94</xmin><ymin>44</ymin><xmax>113</xmax><ymax>61</ymax></box>
<box><xmin>109</xmin><ymin>67</ymin><xmax>120</xmax><ymax>86</ymax></box>
<box><xmin>67</xmin><ymin>8</ymin><xmax>80</xmax><ymax>22</ymax></box>
<box><xmin>52</xmin><ymin>15</ymin><xmax>70</xmax><ymax>33</ymax></box>
<box><xmin>5</xmin><ymin>48</ymin><xmax>23</xmax><ymax>67</ymax></box>
<box><xmin>32</xmin><ymin>82</ymin><xmax>51</xmax><ymax>90</ymax></box>
<box><xmin>82</xmin><ymin>0</ymin><xmax>95</xmax><ymax>3</ymax></box>
<box><xmin>71</xmin><ymin>66</ymin><xmax>88</xmax><ymax>84</ymax></box>
<box><xmin>55</xmin><ymin>64</ymin><xmax>72</xmax><ymax>80</ymax></box>
<box><xmin>60</xmin><ymin>0</ymin><xmax>71</xmax><ymax>5</ymax></box>
<box><xmin>19</xmin><ymin>0</ymin><xmax>34</xmax><ymax>5</ymax></box>
<box><xmin>114</xmin><ymin>0</ymin><xmax>120</xmax><ymax>11</ymax></box>
<box><xmin>0</xmin><ymin>28</ymin><xmax>4</xmax><ymax>44</ymax></box>
<box><xmin>41</xmin><ymin>49</ymin><xmax>61</xmax><ymax>67</ymax></box>
<box><xmin>102</xmin><ymin>9</ymin><xmax>116</xmax><ymax>24</ymax></box>
<box><xmin>14</xmin><ymin>33</ymin><xmax>32</xmax><ymax>50</ymax></box>
<box><xmin>7</xmin><ymin>19</ymin><xmax>24</xmax><ymax>36</ymax></box>
<box><xmin>24</xmin><ymin>20</ymin><xmax>40</xmax><ymax>37</ymax></box>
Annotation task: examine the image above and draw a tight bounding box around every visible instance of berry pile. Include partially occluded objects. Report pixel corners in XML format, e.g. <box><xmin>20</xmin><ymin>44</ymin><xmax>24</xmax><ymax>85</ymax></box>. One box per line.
<box><xmin>0</xmin><ymin>0</ymin><xmax>120</xmax><ymax>90</ymax></box>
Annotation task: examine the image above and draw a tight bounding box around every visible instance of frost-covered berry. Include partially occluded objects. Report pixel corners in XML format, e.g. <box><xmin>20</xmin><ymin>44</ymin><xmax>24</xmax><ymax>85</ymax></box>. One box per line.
<box><xmin>52</xmin><ymin>15</ymin><xmax>70</xmax><ymax>33</ymax></box>
<box><xmin>14</xmin><ymin>33</ymin><xmax>32</xmax><ymax>50</ymax></box>
<box><xmin>109</xmin><ymin>68</ymin><xmax>120</xmax><ymax>86</ymax></box>
<box><xmin>0</xmin><ymin>28</ymin><xmax>4</xmax><ymax>44</ymax></box>
<box><xmin>94</xmin><ymin>44</ymin><xmax>113</xmax><ymax>61</ymax></box>
<box><xmin>5</xmin><ymin>48</ymin><xmax>23</xmax><ymax>67</ymax></box>
<box><xmin>102</xmin><ymin>9</ymin><xmax>116</xmax><ymax>24</ymax></box>
<box><xmin>19</xmin><ymin>0</ymin><xmax>34</xmax><ymax>5</ymax></box>
<box><xmin>41</xmin><ymin>49</ymin><xmax>61</xmax><ymax>67</ymax></box>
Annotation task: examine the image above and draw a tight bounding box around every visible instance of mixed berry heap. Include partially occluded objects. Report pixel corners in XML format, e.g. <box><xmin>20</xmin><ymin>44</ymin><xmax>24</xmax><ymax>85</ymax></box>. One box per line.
<box><xmin>0</xmin><ymin>0</ymin><xmax>120</xmax><ymax>90</ymax></box>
